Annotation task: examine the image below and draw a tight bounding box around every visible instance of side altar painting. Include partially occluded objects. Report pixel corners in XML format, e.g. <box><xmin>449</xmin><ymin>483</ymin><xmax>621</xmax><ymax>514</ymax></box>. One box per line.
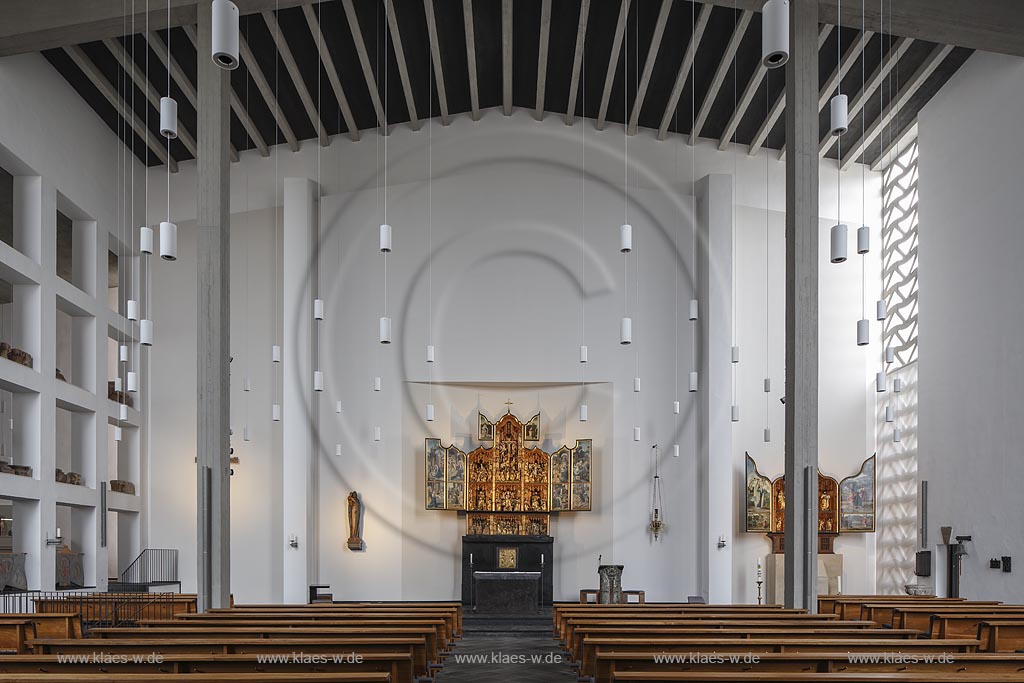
<box><xmin>745</xmin><ymin>453</ymin><xmax>876</xmax><ymax>553</ymax></box>
<box><xmin>426</xmin><ymin>410</ymin><xmax>592</xmax><ymax>536</ymax></box>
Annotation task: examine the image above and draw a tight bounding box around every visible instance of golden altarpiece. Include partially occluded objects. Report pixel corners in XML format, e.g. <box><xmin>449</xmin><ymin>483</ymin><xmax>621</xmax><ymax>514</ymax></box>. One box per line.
<box><xmin>424</xmin><ymin>409</ymin><xmax>592</xmax><ymax>536</ymax></box>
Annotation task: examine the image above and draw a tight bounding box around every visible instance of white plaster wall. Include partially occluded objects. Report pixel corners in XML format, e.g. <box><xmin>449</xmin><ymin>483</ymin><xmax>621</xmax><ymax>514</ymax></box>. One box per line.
<box><xmin>916</xmin><ymin>51</ymin><xmax>1024</xmax><ymax>601</ymax></box>
<box><xmin>144</xmin><ymin>111</ymin><xmax>882</xmax><ymax>603</ymax></box>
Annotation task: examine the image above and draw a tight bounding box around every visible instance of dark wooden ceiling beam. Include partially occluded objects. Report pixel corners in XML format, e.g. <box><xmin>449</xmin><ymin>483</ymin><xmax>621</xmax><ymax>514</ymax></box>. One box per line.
<box><xmin>534</xmin><ymin>0</ymin><xmax>552</xmax><ymax>121</ymax></box>
<box><xmin>689</xmin><ymin>9</ymin><xmax>753</xmax><ymax>145</ymax></box>
<box><xmin>384</xmin><ymin>0</ymin><xmax>421</xmax><ymax>130</ymax></box>
<box><xmin>180</xmin><ymin>26</ymin><xmax>258</xmax><ymax>159</ymax></box>
<box><xmin>563</xmin><ymin>0</ymin><xmax>591</xmax><ymax>126</ymax></box>
<box><xmin>656</xmin><ymin>3</ymin><xmax>712</xmax><ymax>140</ymax></box>
<box><xmin>424</xmin><ymin>0</ymin><xmax>451</xmax><ymax>125</ymax></box>
<box><xmin>626</xmin><ymin>0</ymin><xmax>673</xmax><ymax>136</ymax></box>
<box><xmin>303</xmin><ymin>4</ymin><xmax>360</xmax><ymax>142</ymax></box>
<box><xmin>63</xmin><ymin>44</ymin><xmax>178</xmax><ymax>172</ymax></box>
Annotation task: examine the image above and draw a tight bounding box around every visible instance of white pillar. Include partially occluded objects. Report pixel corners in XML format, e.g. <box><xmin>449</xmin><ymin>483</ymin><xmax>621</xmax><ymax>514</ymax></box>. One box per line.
<box><xmin>695</xmin><ymin>174</ymin><xmax>734</xmax><ymax>604</ymax></box>
<box><xmin>281</xmin><ymin>177</ymin><xmax>320</xmax><ymax>603</ymax></box>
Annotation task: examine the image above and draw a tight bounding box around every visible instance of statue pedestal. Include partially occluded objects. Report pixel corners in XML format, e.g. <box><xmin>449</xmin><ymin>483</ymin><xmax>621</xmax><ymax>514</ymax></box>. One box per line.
<box><xmin>765</xmin><ymin>554</ymin><xmax>843</xmax><ymax>605</ymax></box>
<box><xmin>598</xmin><ymin>564</ymin><xmax>624</xmax><ymax>604</ymax></box>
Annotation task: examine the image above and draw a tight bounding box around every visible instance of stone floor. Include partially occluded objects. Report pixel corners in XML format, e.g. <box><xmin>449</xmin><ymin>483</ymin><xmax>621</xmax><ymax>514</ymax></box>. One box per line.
<box><xmin>438</xmin><ymin>608</ymin><xmax>575</xmax><ymax>683</ymax></box>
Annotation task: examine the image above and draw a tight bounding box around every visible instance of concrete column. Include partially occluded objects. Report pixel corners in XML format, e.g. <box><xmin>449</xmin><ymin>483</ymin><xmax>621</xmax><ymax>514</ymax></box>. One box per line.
<box><xmin>196</xmin><ymin>2</ymin><xmax>232</xmax><ymax>611</ymax></box>
<box><xmin>695</xmin><ymin>174</ymin><xmax>734</xmax><ymax>604</ymax></box>
<box><xmin>783</xmin><ymin>0</ymin><xmax>820</xmax><ymax>612</ymax></box>
<box><xmin>281</xmin><ymin>177</ymin><xmax>319</xmax><ymax>604</ymax></box>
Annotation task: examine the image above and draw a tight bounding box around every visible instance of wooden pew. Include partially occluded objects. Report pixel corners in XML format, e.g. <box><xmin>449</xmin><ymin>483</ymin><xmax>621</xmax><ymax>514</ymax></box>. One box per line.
<box><xmin>29</xmin><ymin>637</ymin><xmax>429</xmax><ymax>678</ymax></box>
<box><xmin>558</xmin><ymin>611</ymin><xmax>837</xmax><ymax>644</ymax></box>
<box><xmin>563</xmin><ymin>619</ymin><xmax>878</xmax><ymax>660</ymax></box>
<box><xmin>978</xmin><ymin>620</ymin><xmax>1024</xmax><ymax>652</ymax></box>
<box><xmin>594</xmin><ymin>651</ymin><xmax>1024</xmax><ymax>683</ymax></box>
<box><xmin>608</xmin><ymin>672</ymin><xmax>1024</xmax><ymax>682</ymax></box>
<box><xmin>553</xmin><ymin>604</ymin><xmax>791</xmax><ymax>634</ymax></box>
<box><xmin>0</xmin><ymin>674</ymin><xmax>390</xmax><ymax>683</ymax></box>
<box><xmin>857</xmin><ymin>601</ymin><xmax>1001</xmax><ymax>626</ymax></box>
<box><xmin>0</xmin><ymin>620</ymin><xmax>34</xmax><ymax>654</ymax></box>
<box><xmin>86</xmin><ymin>626</ymin><xmax>443</xmax><ymax>665</ymax></box>
<box><xmin>0</xmin><ymin>652</ymin><xmax>413</xmax><ymax>681</ymax></box>
<box><xmin>229</xmin><ymin>602</ymin><xmax>462</xmax><ymax>635</ymax></box>
<box><xmin>2</xmin><ymin>613</ymin><xmax>83</xmax><ymax>639</ymax></box>
<box><xmin>929</xmin><ymin>612</ymin><xmax>1024</xmax><ymax>639</ymax></box>
<box><xmin>174</xmin><ymin>611</ymin><xmax>457</xmax><ymax>644</ymax></box>
<box><xmin>568</xmin><ymin>626</ymin><xmax>920</xmax><ymax>665</ymax></box>
<box><xmin>818</xmin><ymin>595</ymin><xmax>962</xmax><ymax>617</ymax></box>
<box><xmin>579</xmin><ymin>637</ymin><xmax>980</xmax><ymax>679</ymax></box>
<box><xmin>832</xmin><ymin>598</ymin><xmax>972</xmax><ymax>621</ymax></box>
<box><xmin>32</xmin><ymin>594</ymin><xmax>198</xmax><ymax>622</ymax></box>
<box><xmin>201</xmin><ymin>606</ymin><xmax>461</xmax><ymax>639</ymax></box>
<box><xmin>891</xmin><ymin>605</ymin><xmax>1024</xmax><ymax>632</ymax></box>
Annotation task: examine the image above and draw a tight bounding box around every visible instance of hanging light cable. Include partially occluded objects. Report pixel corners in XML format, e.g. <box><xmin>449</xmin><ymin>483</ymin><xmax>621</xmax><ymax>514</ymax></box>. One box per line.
<box><xmin>579</xmin><ymin>41</ymin><xmax>588</xmax><ymax>423</ymax></box>
<box><xmin>763</xmin><ymin>69</ymin><xmax>771</xmax><ymax>444</ymax></box>
<box><xmin>688</xmin><ymin>8</ymin><xmax>698</xmax><ymax>397</ymax></box>
<box><xmin>312</xmin><ymin>1</ymin><xmax>326</xmax><ymax>393</ymax></box>
<box><xmin>730</xmin><ymin>0</ymin><xmax>740</xmax><ymax>423</ymax></box>
<box><xmin>620</xmin><ymin>4</ymin><xmax>631</xmax><ymax>347</ymax></box>
<box><xmin>271</xmin><ymin>0</ymin><xmax>282</xmax><ymax>422</ymax></box>
<box><xmin>426</xmin><ymin>26</ymin><xmax>435</xmax><ymax>423</ymax></box>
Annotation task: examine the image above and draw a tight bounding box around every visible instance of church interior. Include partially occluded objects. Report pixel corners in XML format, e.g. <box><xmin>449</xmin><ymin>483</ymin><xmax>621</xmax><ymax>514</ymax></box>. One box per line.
<box><xmin>0</xmin><ymin>0</ymin><xmax>1022</xmax><ymax>680</ymax></box>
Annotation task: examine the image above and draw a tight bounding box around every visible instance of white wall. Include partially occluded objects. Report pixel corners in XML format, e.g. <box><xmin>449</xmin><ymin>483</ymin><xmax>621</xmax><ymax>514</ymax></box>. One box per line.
<box><xmin>146</xmin><ymin>110</ymin><xmax>882</xmax><ymax>603</ymax></box>
<box><xmin>917</xmin><ymin>51</ymin><xmax>1024</xmax><ymax>601</ymax></box>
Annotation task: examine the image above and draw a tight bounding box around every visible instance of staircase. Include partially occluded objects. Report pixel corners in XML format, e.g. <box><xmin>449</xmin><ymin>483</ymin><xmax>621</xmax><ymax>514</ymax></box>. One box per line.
<box><xmin>108</xmin><ymin>548</ymin><xmax>180</xmax><ymax>592</ymax></box>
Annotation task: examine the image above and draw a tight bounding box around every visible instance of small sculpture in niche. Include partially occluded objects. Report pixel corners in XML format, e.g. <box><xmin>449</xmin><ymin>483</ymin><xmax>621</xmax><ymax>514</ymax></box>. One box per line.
<box><xmin>347</xmin><ymin>491</ymin><xmax>363</xmax><ymax>551</ymax></box>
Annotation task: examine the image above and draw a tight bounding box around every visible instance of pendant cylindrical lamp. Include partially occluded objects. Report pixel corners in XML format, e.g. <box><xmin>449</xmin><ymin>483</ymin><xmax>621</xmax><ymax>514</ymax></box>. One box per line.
<box><xmin>620</xmin><ymin>224</ymin><xmax>632</xmax><ymax>253</ymax></box>
<box><xmin>893</xmin><ymin>427</ymin><xmax>902</xmax><ymax>443</ymax></box>
<box><xmin>894</xmin><ymin>377</ymin><xmax>904</xmax><ymax>393</ymax></box>
<box><xmin>160</xmin><ymin>221</ymin><xmax>177</xmax><ymax>260</ymax></box>
<box><xmin>127</xmin><ymin>299</ymin><xmax>139</xmax><ymax>321</ymax></box>
<box><xmin>688</xmin><ymin>299</ymin><xmax>699</xmax><ymax>321</ymax></box>
<box><xmin>426</xmin><ymin>404</ymin><xmax>435</xmax><ymax>422</ymax></box>
<box><xmin>688</xmin><ymin>371</ymin><xmax>698</xmax><ymax>393</ymax></box>
<box><xmin>114</xmin><ymin>426</ymin><xmax>123</xmax><ymax>442</ymax></box>
<box><xmin>373</xmin><ymin>376</ymin><xmax>381</xmax><ymax>392</ymax></box>
<box><xmin>761</xmin><ymin>0</ymin><xmax>789</xmax><ymax>68</ymax></box>
<box><xmin>127</xmin><ymin>371</ymin><xmax>139</xmax><ymax>393</ymax></box>
<box><xmin>313</xmin><ymin>370</ymin><xmax>324</xmax><ymax>392</ymax></box>
<box><xmin>313</xmin><ymin>299</ymin><xmax>324</xmax><ymax>320</ymax></box>
<box><xmin>672</xmin><ymin>445</ymin><xmax>680</xmax><ymax>458</ymax></box>
<box><xmin>857</xmin><ymin>318</ymin><xmax>870</xmax><ymax>346</ymax></box>
<box><xmin>764</xmin><ymin>378</ymin><xmax>771</xmax><ymax>393</ymax></box>
<box><xmin>336</xmin><ymin>401</ymin><xmax>342</xmax><ymax>414</ymax></box>
<box><xmin>272</xmin><ymin>345</ymin><xmax>281</xmax><ymax>363</ymax></box>
<box><xmin>272</xmin><ymin>403</ymin><xmax>281</xmax><ymax>421</ymax></box>
<box><xmin>140</xmin><ymin>226</ymin><xmax>154</xmax><ymax>254</ymax></box>
<box><xmin>876</xmin><ymin>371</ymin><xmax>886</xmax><ymax>393</ymax></box>
<box><xmin>379</xmin><ymin>316</ymin><xmax>392</xmax><ymax>344</ymax></box>
<box><xmin>731</xmin><ymin>405</ymin><xmax>740</xmax><ymax>422</ymax></box>
<box><xmin>886</xmin><ymin>346</ymin><xmax>895</xmax><ymax>363</ymax></box>
<box><xmin>830</xmin><ymin>223</ymin><xmax>848</xmax><ymax>263</ymax></box>
<box><xmin>579</xmin><ymin>345</ymin><xmax>588</xmax><ymax>363</ymax></box>
<box><xmin>620</xmin><ymin>317</ymin><xmax>632</xmax><ymax>345</ymax></box>
<box><xmin>876</xmin><ymin>299</ymin><xmax>888</xmax><ymax>321</ymax></box>
<box><xmin>211</xmin><ymin>0</ymin><xmax>240</xmax><ymax>69</ymax></box>
<box><xmin>858</xmin><ymin>225</ymin><xmax>870</xmax><ymax>254</ymax></box>
<box><xmin>763</xmin><ymin>427</ymin><xmax>771</xmax><ymax>443</ymax></box>
<box><xmin>159</xmin><ymin>96</ymin><xmax>178</xmax><ymax>138</ymax></box>
<box><xmin>732</xmin><ymin>346</ymin><xmax>740</xmax><ymax>363</ymax></box>
<box><xmin>673</xmin><ymin>401</ymin><xmax>680</xmax><ymax>415</ymax></box>
<box><xmin>633</xmin><ymin>426</ymin><xmax>640</xmax><ymax>442</ymax></box>
<box><xmin>427</xmin><ymin>345</ymin><xmax>435</xmax><ymax>363</ymax></box>
<box><xmin>140</xmin><ymin>319</ymin><xmax>153</xmax><ymax>346</ymax></box>
<box><xmin>885</xmin><ymin>405</ymin><xmax>894</xmax><ymax>423</ymax></box>
<box><xmin>379</xmin><ymin>223</ymin><xmax>392</xmax><ymax>252</ymax></box>
<box><xmin>829</xmin><ymin>94</ymin><xmax>849</xmax><ymax>136</ymax></box>
<box><xmin>579</xmin><ymin>404</ymin><xmax>588</xmax><ymax>422</ymax></box>
<box><xmin>119</xmin><ymin>345</ymin><xmax>128</xmax><ymax>363</ymax></box>
<box><xmin>119</xmin><ymin>404</ymin><xmax>129</xmax><ymax>421</ymax></box>
<box><xmin>335</xmin><ymin>444</ymin><xmax>342</xmax><ymax>457</ymax></box>
<box><xmin>374</xmin><ymin>427</ymin><xmax>382</xmax><ymax>442</ymax></box>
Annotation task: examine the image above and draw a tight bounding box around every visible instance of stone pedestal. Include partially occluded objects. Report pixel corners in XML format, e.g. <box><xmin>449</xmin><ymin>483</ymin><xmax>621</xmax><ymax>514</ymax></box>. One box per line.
<box><xmin>765</xmin><ymin>554</ymin><xmax>843</xmax><ymax>605</ymax></box>
<box><xmin>598</xmin><ymin>564</ymin><xmax>624</xmax><ymax>604</ymax></box>
<box><xmin>461</xmin><ymin>535</ymin><xmax>552</xmax><ymax>605</ymax></box>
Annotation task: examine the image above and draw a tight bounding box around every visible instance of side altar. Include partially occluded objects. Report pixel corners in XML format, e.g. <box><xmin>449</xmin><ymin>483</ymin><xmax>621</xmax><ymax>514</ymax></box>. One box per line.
<box><xmin>424</xmin><ymin>407</ymin><xmax>592</xmax><ymax>607</ymax></box>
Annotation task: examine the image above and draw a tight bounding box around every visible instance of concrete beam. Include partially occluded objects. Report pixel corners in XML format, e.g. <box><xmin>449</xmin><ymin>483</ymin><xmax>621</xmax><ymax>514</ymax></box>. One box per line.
<box><xmin>423</xmin><ymin>0</ymin><xmax>451</xmax><ymax>125</ymax></box>
<box><xmin>656</xmin><ymin>4</ymin><xmax>712</xmax><ymax>140</ymax></box>
<box><xmin>502</xmin><ymin>0</ymin><xmax>513</xmax><ymax>116</ymax></box>
<box><xmin>626</xmin><ymin>0</ymin><xmax>673</xmax><ymax>135</ymax></box>
<box><xmin>534</xmin><ymin>0</ymin><xmax>552</xmax><ymax>121</ymax></box>
<box><xmin>689</xmin><ymin>10</ymin><xmax>753</xmax><ymax>145</ymax></box>
<box><xmin>462</xmin><ymin>0</ymin><xmax>480</xmax><ymax>121</ymax></box>
<box><xmin>563</xmin><ymin>0</ymin><xmax>590</xmax><ymax>126</ymax></box>
<box><xmin>783</xmin><ymin>0</ymin><xmax>819</xmax><ymax>612</ymax></box>
<box><xmin>596</xmin><ymin>0</ymin><xmax>632</xmax><ymax>131</ymax></box>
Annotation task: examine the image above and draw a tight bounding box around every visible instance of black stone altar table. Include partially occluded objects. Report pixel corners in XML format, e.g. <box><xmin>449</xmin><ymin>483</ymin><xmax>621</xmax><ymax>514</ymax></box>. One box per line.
<box><xmin>461</xmin><ymin>534</ymin><xmax>553</xmax><ymax>606</ymax></box>
<box><xmin>473</xmin><ymin>571</ymin><xmax>540</xmax><ymax>613</ymax></box>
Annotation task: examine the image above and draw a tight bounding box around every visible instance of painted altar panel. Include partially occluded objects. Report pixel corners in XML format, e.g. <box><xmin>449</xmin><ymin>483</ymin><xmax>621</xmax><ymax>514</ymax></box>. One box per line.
<box><xmin>745</xmin><ymin>454</ymin><xmax>772</xmax><ymax>532</ymax></box>
<box><xmin>840</xmin><ymin>456</ymin><xmax>876</xmax><ymax>532</ymax></box>
<box><xmin>424</xmin><ymin>411</ymin><xmax>592</xmax><ymax>533</ymax></box>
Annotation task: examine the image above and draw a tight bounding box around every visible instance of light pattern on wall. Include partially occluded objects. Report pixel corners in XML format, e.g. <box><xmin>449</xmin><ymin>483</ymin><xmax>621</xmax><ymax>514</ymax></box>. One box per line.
<box><xmin>876</xmin><ymin>141</ymin><xmax>920</xmax><ymax>594</ymax></box>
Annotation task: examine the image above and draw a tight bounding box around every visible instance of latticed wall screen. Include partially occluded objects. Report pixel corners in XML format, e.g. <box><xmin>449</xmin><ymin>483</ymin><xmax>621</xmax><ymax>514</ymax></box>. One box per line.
<box><xmin>876</xmin><ymin>140</ymin><xmax>920</xmax><ymax>594</ymax></box>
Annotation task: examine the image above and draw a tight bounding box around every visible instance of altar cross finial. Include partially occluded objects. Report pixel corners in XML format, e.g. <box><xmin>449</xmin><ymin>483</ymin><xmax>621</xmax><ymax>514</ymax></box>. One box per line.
<box><xmin>505</xmin><ymin>399</ymin><xmax>514</xmax><ymax>414</ymax></box>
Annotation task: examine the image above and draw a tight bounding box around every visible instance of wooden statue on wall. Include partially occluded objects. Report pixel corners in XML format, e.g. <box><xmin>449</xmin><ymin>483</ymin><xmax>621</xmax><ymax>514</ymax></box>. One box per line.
<box><xmin>347</xmin><ymin>491</ymin><xmax>363</xmax><ymax>551</ymax></box>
